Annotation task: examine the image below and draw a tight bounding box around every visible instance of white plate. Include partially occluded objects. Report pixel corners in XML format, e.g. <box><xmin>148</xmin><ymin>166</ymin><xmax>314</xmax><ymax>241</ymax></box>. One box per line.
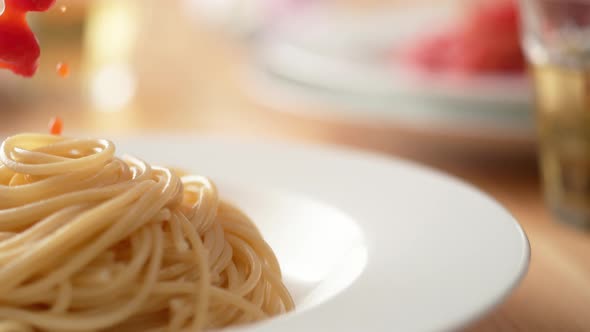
<box><xmin>117</xmin><ymin>135</ymin><xmax>530</xmax><ymax>332</ymax></box>
<box><xmin>246</xmin><ymin>5</ymin><xmax>534</xmax><ymax>139</ymax></box>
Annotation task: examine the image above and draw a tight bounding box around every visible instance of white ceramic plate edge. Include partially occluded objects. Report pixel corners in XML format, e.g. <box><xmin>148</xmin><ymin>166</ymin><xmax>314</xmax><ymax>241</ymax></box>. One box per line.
<box><xmin>113</xmin><ymin>134</ymin><xmax>531</xmax><ymax>332</ymax></box>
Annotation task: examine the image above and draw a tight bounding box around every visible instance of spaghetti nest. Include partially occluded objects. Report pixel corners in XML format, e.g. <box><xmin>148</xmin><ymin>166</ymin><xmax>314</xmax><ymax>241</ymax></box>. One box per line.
<box><xmin>0</xmin><ymin>134</ymin><xmax>293</xmax><ymax>332</ymax></box>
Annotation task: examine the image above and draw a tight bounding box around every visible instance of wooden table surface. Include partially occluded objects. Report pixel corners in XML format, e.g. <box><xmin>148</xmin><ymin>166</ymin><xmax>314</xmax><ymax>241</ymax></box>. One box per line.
<box><xmin>1</xmin><ymin>3</ymin><xmax>589</xmax><ymax>331</ymax></box>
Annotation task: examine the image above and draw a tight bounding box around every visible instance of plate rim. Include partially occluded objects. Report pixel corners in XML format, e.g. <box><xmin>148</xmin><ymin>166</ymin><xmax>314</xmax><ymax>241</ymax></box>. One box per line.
<box><xmin>244</xmin><ymin>64</ymin><xmax>535</xmax><ymax>139</ymax></box>
<box><xmin>246</xmin><ymin>3</ymin><xmax>534</xmax><ymax>140</ymax></box>
<box><xmin>115</xmin><ymin>134</ymin><xmax>531</xmax><ymax>332</ymax></box>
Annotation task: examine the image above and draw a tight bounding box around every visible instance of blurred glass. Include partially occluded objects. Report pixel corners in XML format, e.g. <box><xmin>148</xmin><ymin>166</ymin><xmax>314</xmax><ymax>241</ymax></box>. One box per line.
<box><xmin>520</xmin><ymin>0</ymin><xmax>590</xmax><ymax>228</ymax></box>
<box><xmin>183</xmin><ymin>0</ymin><xmax>317</xmax><ymax>37</ymax></box>
<box><xmin>84</xmin><ymin>0</ymin><xmax>140</xmax><ymax>112</ymax></box>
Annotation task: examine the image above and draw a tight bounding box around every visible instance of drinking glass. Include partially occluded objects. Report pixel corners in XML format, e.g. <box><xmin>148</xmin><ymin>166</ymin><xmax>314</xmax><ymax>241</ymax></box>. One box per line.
<box><xmin>520</xmin><ymin>0</ymin><xmax>590</xmax><ymax>228</ymax></box>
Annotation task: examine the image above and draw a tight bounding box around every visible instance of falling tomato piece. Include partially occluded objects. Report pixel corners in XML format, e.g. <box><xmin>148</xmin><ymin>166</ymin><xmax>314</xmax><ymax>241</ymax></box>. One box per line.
<box><xmin>0</xmin><ymin>0</ymin><xmax>57</xmax><ymax>77</ymax></box>
<box><xmin>48</xmin><ymin>117</ymin><xmax>63</xmax><ymax>135</ymax></box>
<box><xmin>56</xmin><ymin>62</ymin><xmax>70</xmax><ymax>78</ymax></box>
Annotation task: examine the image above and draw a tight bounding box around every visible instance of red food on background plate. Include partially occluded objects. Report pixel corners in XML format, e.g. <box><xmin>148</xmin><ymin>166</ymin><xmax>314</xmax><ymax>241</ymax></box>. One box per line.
<box><xmin>401</xmin><ymin>0</ymin><xmax>525</xmax><ymax>74</ymax></box>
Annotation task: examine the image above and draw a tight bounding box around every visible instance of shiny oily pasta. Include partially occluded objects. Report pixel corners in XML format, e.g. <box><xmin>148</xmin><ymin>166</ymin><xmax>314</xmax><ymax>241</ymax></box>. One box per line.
<box><xmin>0</xmin><ymin>133</ymin><xmax>293</xmax><ymax>332</ymax></box>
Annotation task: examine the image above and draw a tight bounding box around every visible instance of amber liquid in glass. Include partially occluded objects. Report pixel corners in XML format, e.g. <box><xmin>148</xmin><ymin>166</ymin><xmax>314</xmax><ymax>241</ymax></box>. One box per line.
<box><xmin>533</xmin><ymin>63</ymin><xmax>590</xmax><ymax>226</ymax></box>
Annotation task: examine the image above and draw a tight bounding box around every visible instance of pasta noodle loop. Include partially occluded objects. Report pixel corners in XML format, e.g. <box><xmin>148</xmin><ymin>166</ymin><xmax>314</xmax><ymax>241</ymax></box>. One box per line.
<box><xmin>0</xmin><ymin>134</ymin><xmax>293</xmax><ymax>332</ymax></box>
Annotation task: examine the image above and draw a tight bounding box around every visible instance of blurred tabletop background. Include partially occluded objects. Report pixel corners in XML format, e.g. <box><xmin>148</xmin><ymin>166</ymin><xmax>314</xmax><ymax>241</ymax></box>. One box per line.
<box><xmin>0</xmin><ymin>0</ymin><xmax>589</xmax><ymax>331</ymax></box>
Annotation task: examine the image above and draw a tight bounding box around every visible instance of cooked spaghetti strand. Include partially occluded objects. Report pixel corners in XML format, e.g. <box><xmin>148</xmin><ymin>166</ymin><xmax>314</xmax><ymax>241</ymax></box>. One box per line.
<box><xmin>0</xmin><ymin>133</ymin><xmax>293</xmax><ymax>332</ymax></box>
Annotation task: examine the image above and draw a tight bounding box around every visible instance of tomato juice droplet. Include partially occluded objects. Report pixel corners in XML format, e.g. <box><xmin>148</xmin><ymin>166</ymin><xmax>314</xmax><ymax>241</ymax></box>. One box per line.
<box><xmin>56</xmin><ymin>61</ymin><xmax>69</xmax><ymax>78</ymax></box>
<box><xmin>48</xmin><ymin>116</ymin><xmax>63</xmax><ymax>135</ymax></box>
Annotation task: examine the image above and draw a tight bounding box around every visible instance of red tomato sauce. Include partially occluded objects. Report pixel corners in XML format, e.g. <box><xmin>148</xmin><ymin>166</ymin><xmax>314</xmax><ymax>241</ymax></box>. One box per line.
<box><xmin>0</xmin><ymin>0</ymin><xmax>56</xmax><ymax>77</ymax></box>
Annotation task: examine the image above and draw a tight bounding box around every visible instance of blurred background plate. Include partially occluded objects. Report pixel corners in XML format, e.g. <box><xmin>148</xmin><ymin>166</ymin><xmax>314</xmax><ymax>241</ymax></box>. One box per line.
<box><xmin>245</xmin><ymin>3</ymin><xmax>535</xmax><ymax>144</ymax></box>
